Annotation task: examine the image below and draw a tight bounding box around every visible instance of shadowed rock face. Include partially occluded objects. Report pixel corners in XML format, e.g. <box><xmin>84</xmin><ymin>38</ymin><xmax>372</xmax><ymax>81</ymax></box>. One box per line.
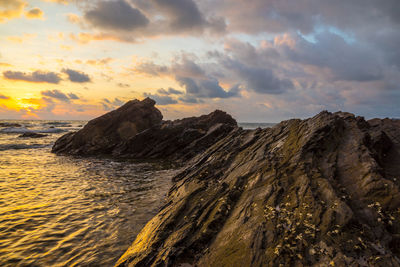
<box><xmin>113</xmin><ymin>109</ymin><xmax>238</xmax><ymax>161</ymax></box>
<box><xmin>52</xmin><ymin>98</ymin><xmax>237</xmax><ymax>161</ymax></box>
<box><xmin>116</xmin><ymin>111</ymin><xmax>400</xmax><ymax>267</ymax></box>
<box><xmin>52</xmin><ymin>98</ymin><xmax>163</xmax><ymax>155</ymax></box>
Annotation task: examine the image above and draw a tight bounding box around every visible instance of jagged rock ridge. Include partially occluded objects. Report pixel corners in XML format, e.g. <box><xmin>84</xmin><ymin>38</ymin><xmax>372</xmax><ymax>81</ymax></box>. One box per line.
<box><xmin>52</xmin><ymin>98</ymin><xmax>237</xmax><ymax>161</ymax></box>
<box><xmin>116</xmin><ymin>111</ymin><xmax>400</xmax><ymax>266</ymax></box>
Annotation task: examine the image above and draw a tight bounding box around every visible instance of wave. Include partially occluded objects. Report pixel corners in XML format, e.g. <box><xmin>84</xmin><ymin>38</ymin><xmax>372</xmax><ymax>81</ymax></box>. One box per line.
<box><xmin>37</xmin><ymin>128</ymin><xmax>66</xmax><ymax>133</ymax></box>
<box><xmin>0</xmin><ymin>127</ymin><xmax>33</xmax><ymax>133</ymax></box>
<box><xmin>0</xmin><ymin>127</ymin><xmax>66</xmax><ymax>134</ymax></box>
<box><xmin>44</xmin><ymin>121</ymin><xmax>71</xmax><ymax>125</ymax></box>
<box><xmin>0</xmin><ymin>143</ymin><xmax>49</xmax><ymax>151</ymax></box>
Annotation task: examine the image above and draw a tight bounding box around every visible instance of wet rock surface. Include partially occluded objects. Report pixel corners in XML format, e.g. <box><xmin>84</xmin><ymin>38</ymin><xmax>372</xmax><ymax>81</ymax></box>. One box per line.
<box><xmin>116</xmin><ymin>111</ymin><xmax>400</xmax><ymax>267</ymax></box>
<box><xmin>52</xmin><ymin>98</ymin><xmax>237</xmax><ymax>162</ymax></box>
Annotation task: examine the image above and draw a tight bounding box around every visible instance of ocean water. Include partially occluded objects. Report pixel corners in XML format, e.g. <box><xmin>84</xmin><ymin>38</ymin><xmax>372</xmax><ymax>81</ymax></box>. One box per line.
<box><xmin>0</xmin><ymin>120</ymin><xmax>176</xmax><ymax>266</ymax></box>
<box><xmin>0</xmin><ymin>120</ymin><xmax>274</xmax><ymax>266</ymax></box>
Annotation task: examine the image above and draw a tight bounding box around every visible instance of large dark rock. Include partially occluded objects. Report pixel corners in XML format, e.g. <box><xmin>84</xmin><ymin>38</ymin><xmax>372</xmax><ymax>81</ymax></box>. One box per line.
<box><xmin>113</xmin><ymin>109</ymin><xmax>237</xmax><ymax>161</ymax></box>
<box><xmin>52</xmin><ymin>98</ymin><xmax>237</xmax><ymax>161</ymax></box>
<box><xmin>116</xmin><ymin>111</ymin><xmax>400</xmax><ymax>266</ymax></box>
<box><xmin>52</xmin><ymin>98</ymin><xmax>163</xmax><ymax>155</ymax></box>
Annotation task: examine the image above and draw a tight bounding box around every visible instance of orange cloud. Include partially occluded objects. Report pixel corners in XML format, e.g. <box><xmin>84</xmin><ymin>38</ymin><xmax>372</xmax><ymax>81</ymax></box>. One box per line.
<box><xmin>0</xmin><ymin>0</ymin><xmax>26</xmax><ymax>23</ymax></box>
<box><xmin>6</xmin><ymin>33</ymin><xmax>37</xmax><ymax>43</ymax></box>
<box><xmin>274</xmin><ymin>33</ymin><xmax>296</xmax><ymax>49</ymax></box>
<box><xmin>25</xmin><ymin>7</ymin><xmax>44</xmax><ymax>19</ymax></box>
<box><xmin>0</xmin><ymin>62</ymin><xmax>13</xmax><ymax>67</ymax></box>
<box><xmin>67</xmin><ymin>13</ymin><xmax>81</xmax><ymax>24</ymax></box>
<box><xmin>69</xmin><ymin>32</ymin><xmax>130</xmax><ymax>44</ymax></box>
<box><xmin>60</xmin><ymin>45</ymin><xmax>72</xmax><ymax>50</ymax></box>
<box><xmin>48</xmin><ymin>32</ymin><xmax>65</xmax><ymax>42</ymax></box>
<box><xmin>41</xmin><ymin>0</ymin><xmax>69</xmax><ymax>4</ymax></box>
<box><xmin>86</xmin><ymin>58</ymin><xmax>113</xmax><ymax>66</ymax></box>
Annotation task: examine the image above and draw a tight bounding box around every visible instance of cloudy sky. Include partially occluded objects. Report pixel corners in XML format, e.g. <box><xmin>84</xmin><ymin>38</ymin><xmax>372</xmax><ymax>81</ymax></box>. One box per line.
<box><xmin>0</xmin><ymin>0</ymin><xmax>399</xmax><ymax>121</ymax></box>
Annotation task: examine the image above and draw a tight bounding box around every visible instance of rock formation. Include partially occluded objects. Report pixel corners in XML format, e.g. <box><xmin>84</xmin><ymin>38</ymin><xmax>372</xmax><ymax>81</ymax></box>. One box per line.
<box><xmin>116</xmin><ymin>111</ymin><xmax>400</xmax><ymax>266</ymax></box>
<box><xmin>113</xmin><ymin>109</ymin><xmax>237</xmax><ymax>161</ymax></box>
<box><xmin>52</xmin><ymin>98</ymin><xmax>237</xmax><ymax>161</ymax></box>
<box><xmin>52</xmin><ymin>98</ymin><xmax>163</xmax><ymax>155</ymax></box>
<box><xmin>19</xmin><ymin>132</ymin><xmax>48</xmax><ymax>138</ymax></box>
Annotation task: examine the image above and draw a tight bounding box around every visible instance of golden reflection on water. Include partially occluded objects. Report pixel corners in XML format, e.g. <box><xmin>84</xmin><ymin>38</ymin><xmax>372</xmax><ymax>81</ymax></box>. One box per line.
<box><xmin>0</xmin><ymin>129</ymin><xmax>175</xmax><ymax>266</ymax></box>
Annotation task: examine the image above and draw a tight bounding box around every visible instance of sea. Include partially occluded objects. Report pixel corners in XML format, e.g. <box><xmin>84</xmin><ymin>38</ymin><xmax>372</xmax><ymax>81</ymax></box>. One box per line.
<box><xmin>0</xmin><ymin>120</ymin><xmax>274</xmax><ymax>266</ymax></box>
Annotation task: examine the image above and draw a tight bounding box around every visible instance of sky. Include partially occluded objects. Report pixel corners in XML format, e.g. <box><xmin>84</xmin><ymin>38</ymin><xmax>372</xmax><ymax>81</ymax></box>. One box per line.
<box><xmin>0</xmin><ymin>0</ymin><xmax>399</xmax><ymax>122</ymax></box>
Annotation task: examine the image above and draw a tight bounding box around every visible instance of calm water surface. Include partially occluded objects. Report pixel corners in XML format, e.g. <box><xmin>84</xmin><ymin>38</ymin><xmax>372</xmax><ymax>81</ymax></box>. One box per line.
<box><xmin>0</xmin><ymin>120</ymin><xmax>176</xmax><ymax>266</ymax></box>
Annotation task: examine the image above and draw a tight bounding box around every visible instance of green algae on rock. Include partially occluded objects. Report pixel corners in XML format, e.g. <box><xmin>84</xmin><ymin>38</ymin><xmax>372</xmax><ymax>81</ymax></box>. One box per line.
<box><xmin>116</xmin><ymin>111</ymin><xmax>400</xmax><ymax>267</ymax></box>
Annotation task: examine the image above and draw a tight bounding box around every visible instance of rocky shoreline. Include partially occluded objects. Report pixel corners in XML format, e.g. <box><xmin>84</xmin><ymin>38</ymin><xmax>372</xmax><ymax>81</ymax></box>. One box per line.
<box><xmin>53</xmin><ymin>99</ymin><xmax>400</xmax><ymax>266</ymax></box>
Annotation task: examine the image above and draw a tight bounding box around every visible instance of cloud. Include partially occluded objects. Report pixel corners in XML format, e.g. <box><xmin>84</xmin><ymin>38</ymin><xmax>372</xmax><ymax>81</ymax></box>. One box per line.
<box><xmin>25</xmin><ymin>7</ymin><xmax>44</xmax><ymax>19</ymax></box>
<box><xmin>210</xmin><ymin>0</ymin><xmax>400</xmax><ymax>36</ymax></box>
<box><xmin>176</xmin><ymin>76</ymin><xmax>239</xmax><ymax>99</ymax></box>
<box><xmin>3</xmin><ymin>70</ymin><xmax>61</xmax><ymax>83</ymax></box>
<box><xmin>369</xmin><ymin>28</ymin><xmax>400</xmax><ymax>69</ymax></box>
<box><xmin>143</xmin><ymin>92</ymin><xmax>178</xmax><ymax>105</ymax></box>
<box><xmin>68</xmin><ymin>93</ymin><xmax>79</xmax><ymax>99</ymax></box>
<box><xmin>135</xmin><ymin>55</ymin><xmax>239</xmax><ymax>102</ymax></box>
<box><xmin>282</xmin><ymin>32</ymin><xmax>384</xmax><ymax>82</ymax></box>
<box><xmin>141</xmin><ymin>87</ymin><xmax>183</xmax><ymax>105</ymax></box>
<box><xmin>67</xmin><ymin>13</ymin><xmax>81</xmax><ymax>24</ymax></box>
<box><xmin>0</xmin><ymin>62</ymin><xmax>13</xmax><ymax>67</ymax></box>
<box><xmin>62</xmin><ymin>68</ymin><xmax>91</xmax><ymax>83</ymax></box>
<box><xmin>152</xmin><ymin>0</ymin><xmax>206</xmax><ymax>32</ymax></box>
<box><xmin>157</xmin><ymin>87</ymin><xmax>183</xmax><ymax>95</ymax></box>
<box><xmin>222</xmin><ymin>58</ymin><xmax>293</xmax><ymax>94</ymax></box>
<box><xmin>67</xmin><ymin>0</ymin><xmax>225</xmax><ymax>43</ymax></box>
<box><xmin>42</xmin><ymin>0</ymin><xmax>69</xmax><ymax>4</ymax></box>
<box><xmin>178</xmin><ymin>95</ymin><xmax>201</xmax><ymax>103</ymax></box>
<box><xmin>6</xmin><ymin>33</ymin><xmax>36</xmax><ymax>43</ymax></box>
<box><xmin>101</xmin><ymin>97</ymin><xmax>125</xmax><ymax>110</ymax></box>
<box><xmin>86</xmin><ymin>57</ymin><xmax>113</xmax><ymax>66</ymax></box>
<box><xmin>84</xmin><ymin>0</ymin><xmax>149</xmax><ymax>31</ymax></box>
<box><xmin>135</xmin><ymin>61</ymin><xmax>169</xmax><ymax>76</ymax></box>
<box><xmin>135</xmin><ymin>56</ymin><xmax>206</xmax><ymax>78</ymax></box>
<box><xmin>148</xmin><ymin>0</ymin><xmax>226</xmax><ymax>34</ymax></box>
<box><xmin>0</xmin><ymin>0</ymin><xmax>26</xmax><ymax>23</ymax></box>
<box><xmin>117</xmin><ymin>83</ymin><xmax>130</xmax><ymax>88</ymax></box>
<box><xmin>0</xmin><ymin>94</ymin><xmax>10</xmax><ymax>99</ymax></box>
<box><xmin>69</xmin><ymin>32</ymin><xmax>134</xmax><ymax>44</ymax></box>
<box><xmin>41</xmin><ymin>89</ymin><xmax>79</xmax><ymax>102</ymax></box>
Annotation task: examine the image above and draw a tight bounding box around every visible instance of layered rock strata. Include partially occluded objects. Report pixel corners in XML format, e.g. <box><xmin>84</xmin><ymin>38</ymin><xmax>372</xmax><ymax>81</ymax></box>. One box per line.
<box><xmin>52</xmin><ymin>98</ymin><xmax>237</xmax><ymax>161</ymax></box>
<box><xmin>116</xmin><ymin>111</ymin><xmax>400</xmax><ymax>266</ymax></box>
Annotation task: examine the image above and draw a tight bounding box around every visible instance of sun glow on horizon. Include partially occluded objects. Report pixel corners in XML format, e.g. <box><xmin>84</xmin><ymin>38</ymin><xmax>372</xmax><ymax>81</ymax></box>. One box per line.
<box><xmin>15</xmin><ymin>98</ymin><xmax>41</xmax><ymax>110</ymax></box>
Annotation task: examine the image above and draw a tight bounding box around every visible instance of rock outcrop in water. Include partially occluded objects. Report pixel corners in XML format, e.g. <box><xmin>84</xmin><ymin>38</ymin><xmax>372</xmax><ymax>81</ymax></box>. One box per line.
<box><xmin>113</xmin><ymin>109</ymin><xmax>237</xmax><ymax>161</ymax></box>
<box><xmin>19</xmin><ymin>132</ymin><xmax>48</xmax><ymax>138</ymax></box>
<box><xmin>116</xmin><ymin>111</ymin><xmax>400</xmax><ymax>266</ymax></box>
<box><xmin>52</xmin><ymin>98</ymin><xmax>237</xmax><ymax>161</ymax></box>
<box><xmin>52</xmin><ymin>98</ymin><xmax>163</xmax><ymax>155</ymax></box>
